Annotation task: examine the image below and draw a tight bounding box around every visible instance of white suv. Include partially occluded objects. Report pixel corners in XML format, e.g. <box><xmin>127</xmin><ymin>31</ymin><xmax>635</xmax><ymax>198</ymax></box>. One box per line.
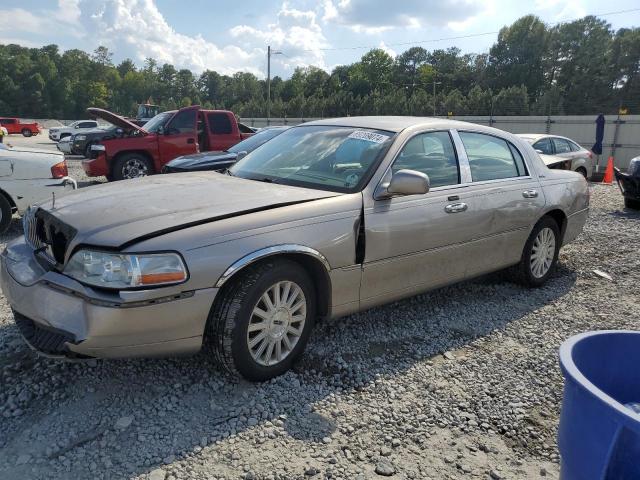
<box><xmin>49</xmin><ymin>120</ymin><xmax>98</xmax><ymax>142</ymax></box>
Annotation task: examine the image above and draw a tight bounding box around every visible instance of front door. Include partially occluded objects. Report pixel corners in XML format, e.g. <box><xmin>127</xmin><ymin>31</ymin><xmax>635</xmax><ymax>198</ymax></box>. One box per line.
<box><xmin>158</xmin><ymin>106</ymin><xmax>199</xmax><ymax>165</ymax></box>
<box><xmin>360</xmin><ymin>130</ymin><xmax>475</xmax><ymax>309</ymax></box>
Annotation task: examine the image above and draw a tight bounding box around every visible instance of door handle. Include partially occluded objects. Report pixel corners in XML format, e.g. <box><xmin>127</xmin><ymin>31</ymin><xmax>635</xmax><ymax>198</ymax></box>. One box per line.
<box><xmin>187</xmin><ymin>138</ymin><xmax>195</xmax><ymax>144</ymax></box>
<box><xmin>444</xmin><ymin>202</ymin><xmax>468</xmax><ymax>213</ymax></box>
<box><xmin>522</xmin><ymin>189</ymin><xmax>538</xmax><ymax>198</ymax></box>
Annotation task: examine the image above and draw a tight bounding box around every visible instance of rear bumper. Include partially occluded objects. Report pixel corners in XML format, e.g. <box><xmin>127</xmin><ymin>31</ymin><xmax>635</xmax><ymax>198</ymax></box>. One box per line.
<box><xmin>0</xmin><ymin>238</ymin><xmax>216</xmax><ymax>359</ymax></box>
<box><xmin>82</xmin><ymin>153</ymin><xmax>109</xmax><ymax>177</ymax></box>
<box><xmin>563</xmin><ymin>207</ymin><xmax>589</xmax><ymax>246</ymax></box>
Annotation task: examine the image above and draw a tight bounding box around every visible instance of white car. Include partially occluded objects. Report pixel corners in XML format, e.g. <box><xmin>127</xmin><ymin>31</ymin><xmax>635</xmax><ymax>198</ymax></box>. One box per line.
<box><xmin>48</xmin><ymin>120</ymin><xmax>99</xmax><ymax>142</ymax></box>
<box><xmin>56</xmin><ymin>135</ymin><xmax>73</xmax><ymax>154</ymax></box>
<box><xmin>517</xmin><ymin>134</ymin><xmax>594</xmax><ymax>179</ymax></box>
<box><xmin>0</xmin><ymin>144</ymin><xmax>77</xmax><ymax>233</ymax></box>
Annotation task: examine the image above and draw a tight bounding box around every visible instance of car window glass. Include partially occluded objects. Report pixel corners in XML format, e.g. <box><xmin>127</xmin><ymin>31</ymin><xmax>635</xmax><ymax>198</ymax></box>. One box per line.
<box><xmin>508</xmin><ymin>143</ymin><xmax>528</xmax><ymax>176</ymax></box>
<box><xmin>0</xmin><ymin>119</ymin><xmax>15</xmax><ymax>125</ymax></box>
<box><xmin>568</xmin><ymin>141</ymin><xmax>581</xmax><ymax>152</ymax></box>
<box><xmin>79</xmin><ymin>122</ymin><xmax>96</xmax><ymax>128</ymax></box>
<box><xmin>209</xmin><ymin>113</ymin><xmax>233</xmax><ymax>134</ymax></box>
<box><xmin>167</xmin><ymin>109</ymin><xmax>197</xmax><ymax>134</ymax></box>
<box><xmin>392</xmin><ymin>131</ymin><xmax>459</xmax><ymax>188</ymax></box>
<box><xmin>533</xmin><ymin>138</ymin><xmax>553</xmax><ymax>154</ymax></box>
<box><xmin>459</xmin><ymin>132</ymin><xmax>523</xmax><ymax>182</ymax></box>
<box><xmin>552</xmin><ymin>138</ymin><xmax>571</xmax><ymax>154</ymax></box>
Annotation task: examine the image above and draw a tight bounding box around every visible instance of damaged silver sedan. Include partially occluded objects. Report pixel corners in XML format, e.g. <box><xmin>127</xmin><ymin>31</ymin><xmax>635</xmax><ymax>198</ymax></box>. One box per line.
<box><xmin>1</xmin><ymin>117</ymin><xmax>589</xmax><ymax>380</ymax></box>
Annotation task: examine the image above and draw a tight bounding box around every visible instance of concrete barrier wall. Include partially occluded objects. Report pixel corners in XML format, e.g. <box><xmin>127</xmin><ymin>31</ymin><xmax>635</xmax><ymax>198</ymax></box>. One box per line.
<box><xmin>242</xmin><ymin>115</ymin><xmax>640</xmax><ymax>170</ymax></box>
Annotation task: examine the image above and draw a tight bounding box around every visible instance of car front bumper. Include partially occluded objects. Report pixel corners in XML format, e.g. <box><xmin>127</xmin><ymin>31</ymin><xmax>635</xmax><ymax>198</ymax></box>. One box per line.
<box><xmin>0</xmin><ymin>238</ymin><xmax>216</xmax><ymax>359</ymax></box>
<box><xmin>82</xmin><ymin>153</ymin><xmax>108</xmax><ymax>177</ymax></box>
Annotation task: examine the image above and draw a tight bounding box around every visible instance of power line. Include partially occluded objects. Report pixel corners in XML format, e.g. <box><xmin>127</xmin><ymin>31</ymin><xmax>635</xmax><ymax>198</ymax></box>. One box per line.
<box><xmin>297</xmin><ymin>7</ymin><xmax>640</xmax><ymax>53</ymax></box>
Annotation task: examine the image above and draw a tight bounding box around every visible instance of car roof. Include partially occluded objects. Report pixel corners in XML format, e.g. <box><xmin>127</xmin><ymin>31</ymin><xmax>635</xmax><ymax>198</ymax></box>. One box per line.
<box><xmin>303</xmin><ymin>116</ymin><xmax>481</xmax><ymax>133</ymax></box>
<box><xmin>517</xmin><ymin>133</ymin><xmax>578</xmax><ymax>143</ymax></box>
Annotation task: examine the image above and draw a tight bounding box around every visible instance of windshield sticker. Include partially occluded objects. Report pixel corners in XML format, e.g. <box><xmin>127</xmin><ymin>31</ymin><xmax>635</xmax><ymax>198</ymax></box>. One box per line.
<box><xmin>348</xmin><ymin>130</ymin><xmax>390</xmax><ymax>144</ymax></box>
<box><xmin>345</xmin><ymin>173</ymin><xmax>360</xmax><ymax>187</ymax></box>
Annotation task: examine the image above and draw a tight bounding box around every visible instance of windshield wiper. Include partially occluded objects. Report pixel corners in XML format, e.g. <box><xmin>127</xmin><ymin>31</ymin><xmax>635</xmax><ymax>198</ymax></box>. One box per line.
<box><xmin>225</xmin><ymin>169</ymin><xmax>234</xmax><ymax>176</ymax></box>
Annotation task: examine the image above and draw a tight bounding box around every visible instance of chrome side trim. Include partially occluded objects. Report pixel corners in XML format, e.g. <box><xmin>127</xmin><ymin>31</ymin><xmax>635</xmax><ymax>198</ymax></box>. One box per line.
<box><xmin>214</xmin><ymin>244</ymin><xmax>331</xmax><ymax>288</ymax></box>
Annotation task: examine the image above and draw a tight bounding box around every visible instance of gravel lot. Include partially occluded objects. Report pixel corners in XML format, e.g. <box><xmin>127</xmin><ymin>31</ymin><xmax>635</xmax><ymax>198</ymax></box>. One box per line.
<box><xmin>0</xmin><ymin>136</ymin><xmax>639</xmax><ymax>479</ymax></box>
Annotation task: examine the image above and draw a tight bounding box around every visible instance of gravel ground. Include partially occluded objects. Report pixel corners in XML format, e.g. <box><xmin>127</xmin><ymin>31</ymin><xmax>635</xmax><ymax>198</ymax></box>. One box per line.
<box><xmin>0</xmin><ymin>162</ymin><xmax>639</xmax><ymax>480</ymax></box>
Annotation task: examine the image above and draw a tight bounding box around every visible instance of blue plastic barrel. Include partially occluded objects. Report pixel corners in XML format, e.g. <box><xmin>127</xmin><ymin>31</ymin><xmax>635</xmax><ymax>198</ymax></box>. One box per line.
<box><xmin>559</xmin><ymin>331</ymin><xmax>640</xmax><ymax>479</ymax></box>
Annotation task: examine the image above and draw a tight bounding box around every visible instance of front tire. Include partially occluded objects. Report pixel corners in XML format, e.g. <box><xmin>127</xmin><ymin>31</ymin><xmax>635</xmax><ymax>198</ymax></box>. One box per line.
<box><xmin>207</xmin><ymin>259</ymin><xmax>316</xmax><ymax>381</ymax></box>
<box><xmin>0</xmin><ymin>194</ymin><xmax>13</xmax><ymax>234</ymax></box>
<box><xmin>112</xmin><ymin>153</ymin><xmax>154</xmax><ymax>181</ymax></box>
<box><xmin>21</xmin><ymin>128</ymin><xmax>32</xmax><ymax>137</ymax></box>
<box><xmin>624</xmin><ymin>197</ymin><xmax>640</xmax><ymax>210</ymax></box>
<box><xmin>510</xmin><ymin>216</ymin><xmax>560</xmax><ymax>287</ymax></box>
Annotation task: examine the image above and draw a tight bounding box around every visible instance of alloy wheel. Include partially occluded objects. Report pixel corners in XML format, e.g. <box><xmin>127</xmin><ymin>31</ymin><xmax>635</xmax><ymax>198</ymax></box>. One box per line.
<box><xmin>247</xmin><ymin>280</ymin><xmax>307</xmax><ymax>366</ymax></box>
<box><xmin>122</xmin><ymin>158</ymin><xmax>149</xmax><ymax>179</ymax></box>
<box><xmin>530</xmin><ymin>227</ymin><xmax>556</xmax><ymax>278</ymax></box>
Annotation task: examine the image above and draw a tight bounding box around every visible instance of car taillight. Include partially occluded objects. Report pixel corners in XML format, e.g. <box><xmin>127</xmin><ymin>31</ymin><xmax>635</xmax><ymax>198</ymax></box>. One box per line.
<box><xmin>587</xmin><ymin>151</ymin><xmax>593</xmax><ymax>159</ymax></box>
<box><xmin>51</xmin><ymin>160</ymin><xmax>68</xmax><ymax>178</ymax></box>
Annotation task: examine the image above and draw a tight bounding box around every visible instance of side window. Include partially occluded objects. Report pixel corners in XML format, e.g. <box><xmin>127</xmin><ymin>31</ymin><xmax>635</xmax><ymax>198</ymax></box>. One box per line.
<box><xmin>0</xmin><ymin>119</ymin><xmax>15</xmax><ymax>125</ymax></box>
<box><xmin>167</xmin><ymin>109</ymin><xmax>197</xmax><ymax>134</ymax></box>
<box><xmin>533</xmin><ymin>138</ymin><xmax>553</xmax><ymax>155</ymax></box>
<box><xmin>79</xmin><ymin>121</ymin><xmax>96</xmax><ymax>128</ymax></box>
<box><xmin>208</xmin><ymin>113</ymin><xmax>233</xmax><ymax>134</ymax></box>
<box><xmin>391</xmin><ymin>131</ymin><xmax>459</xmax><ymax>188</ymax></box>
<box><xmin>568</xmin><ymin>140</ymin><xmax>581</xmax><ymax>152</ymax></box>
<box><xmin>552</xmin><ymin>138</ymin><xmax>571</xmax><ymax>154</ymax></box>
<box><xmin>459</xmin><ymin>131</ymin><xmax>525</xmax><ymax>182</ymax></box>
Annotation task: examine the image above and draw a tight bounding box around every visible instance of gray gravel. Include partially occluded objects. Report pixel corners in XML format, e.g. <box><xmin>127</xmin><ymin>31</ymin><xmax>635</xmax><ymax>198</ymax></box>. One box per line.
<box><xmin>0</xmin><ymin>169</ymin><xmax>639</xmax><ymax>479</ymax></box>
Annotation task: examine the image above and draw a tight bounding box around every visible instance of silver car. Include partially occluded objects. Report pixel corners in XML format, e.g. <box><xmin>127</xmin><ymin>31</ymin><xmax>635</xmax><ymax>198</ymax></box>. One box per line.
<box><xmin>517</xmin><ymin>134</ymin><xmax>594</xmax><ymax>179</ymax></box>
<box><xmin>1</xmin><ymin>117</ymin><xmax>589</xmax><ymax>380</ymax></box>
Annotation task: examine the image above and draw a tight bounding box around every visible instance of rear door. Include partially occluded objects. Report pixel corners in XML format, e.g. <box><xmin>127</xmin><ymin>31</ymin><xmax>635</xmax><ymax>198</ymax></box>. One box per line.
<box><xmin>158</xmin><ymin>106</ymin><xmax>199</xmax><ymax>164</ymax></box>
<box><xmin>207</xmin><ymin>112</ymin><xmax>239</xmax><ymax>151</ymax></box>
<box><xmin>456</xmin><ymin>130</ymin><xmax>546</xmax><ymax>277</ymax></box>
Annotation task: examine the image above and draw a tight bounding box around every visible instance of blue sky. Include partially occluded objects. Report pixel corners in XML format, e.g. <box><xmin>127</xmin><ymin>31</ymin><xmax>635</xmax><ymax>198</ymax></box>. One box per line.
<box><xmin>1</xmin><ymin>0</ymin><xmax>639</xmax><ymax>78</ymax></box>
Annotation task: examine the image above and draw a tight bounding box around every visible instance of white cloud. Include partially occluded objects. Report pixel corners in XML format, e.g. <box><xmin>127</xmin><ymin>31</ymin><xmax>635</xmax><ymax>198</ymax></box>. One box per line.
<box><xmin>378</xmin><ymin>41</ymin><xmax>397</xmax><ymax>58</ymax></box>
<box><xmin>535</xmin><ymin>0</ymin><xmax>586</xmax><ymax>21</ymax></box>
<box><xmin>230</xmin><ymin>3</ymin><xmax>329</xmax><ymax>72</ymax></box>
<box><xmin>322</xmin><ymin>0</ymin><xmax>487</xmax><ymax>33</ymax></box>
<box><xmin>0</xmin><ymin>1</ymin><xmax>82</xmax><ymax>44</ymax></box>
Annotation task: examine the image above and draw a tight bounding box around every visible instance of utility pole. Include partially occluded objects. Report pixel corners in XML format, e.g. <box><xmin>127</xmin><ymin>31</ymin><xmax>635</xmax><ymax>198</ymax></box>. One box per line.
<box><xmin>432</xmin><ymin>80</ymin><xmax>442</xmax><ymax>116</ymax></box>
<box><xmin>266</xmin><ymin>45</ymin><xmax>282</xmax><ymax>125</ymax></box>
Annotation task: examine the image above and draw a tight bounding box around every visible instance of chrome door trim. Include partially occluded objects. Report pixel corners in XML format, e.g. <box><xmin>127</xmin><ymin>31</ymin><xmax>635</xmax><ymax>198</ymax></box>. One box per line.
<box><xmin>215</xmin><ymin>244</ymin><xmax>331</xmax><ymax>288</ymax></box>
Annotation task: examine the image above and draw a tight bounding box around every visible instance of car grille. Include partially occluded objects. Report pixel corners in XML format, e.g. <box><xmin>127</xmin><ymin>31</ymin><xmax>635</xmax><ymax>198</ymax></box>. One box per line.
<box><xmin>23</xmin><ymin>208</ymin><xmax>77</xmax><ymax>265</ymax></box>
<box><xmin>14</xmin><ymin>311</ymin><xmax>76</xmax><ymax>355</ymax></box>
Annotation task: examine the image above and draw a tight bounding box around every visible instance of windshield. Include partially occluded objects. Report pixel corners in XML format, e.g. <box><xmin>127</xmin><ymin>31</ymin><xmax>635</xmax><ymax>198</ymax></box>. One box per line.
<box><xmin>143</xmin><ymin>112</ymin><xmax>173</xmax><ymax>133</ymax></box>
<box><xmin>138</xmin><ymin>104</ymin><xmax>159</xmax><ymax>119</ymax></box>
<box><xmin>229</xmin><ymin>125</ymin><xmax>395</xmax><ymax>193</ymax></box>
<box><xmin>228</xmin><ymin>128</ymin><xmax>288</xmax><ymax>154</ymax></box>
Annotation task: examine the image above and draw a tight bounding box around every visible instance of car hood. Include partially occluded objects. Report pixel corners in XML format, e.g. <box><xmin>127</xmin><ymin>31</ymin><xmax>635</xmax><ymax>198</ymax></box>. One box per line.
<box><xmin>86</xmin><ymin>108</ymin><xmax>145</xmax><ymax>135</ymax></box>
<box><xmin>166</xmin><ymin>151</ymin><xmax>237</xmax><ymax>168</ymax></box>
<box><xmin>38</xmin><ymin>173</ymin><xmax>341</xmax><ymax>252</ymax></box>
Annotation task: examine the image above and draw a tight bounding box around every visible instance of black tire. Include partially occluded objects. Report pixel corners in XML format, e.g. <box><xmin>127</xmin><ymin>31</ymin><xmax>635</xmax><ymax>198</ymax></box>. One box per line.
<box><xmin>84</xmin><ymin>143</ymin><xmax>94</xmax><ymax>159</ymax></box>
<box><xmin>21</xmin><ymin>128</ymin><xmax>32</xmax><ymax>137</ymax></box>
<box><xmin>0</xmin><ymin>194</ymin><xmax>13</xmax><ymax>234</ymax></box>
<box><xmin>112</xmin><ymin>153</ymin><xmax>154</xmax><ymax>181</ymax></box>
<box><xmin>509</xmin><ymin>216</ymin><xmax>560</xmax><ymax>287</ymax></box>
<box><xmin>576</xmin><ymin>167</ymin><xmax>588</xmax><ymax>179</ymax></box>
<box><xmin>624</xmin><ymin>197</ymin><xmax>640</xmax><ymax>210</ymax></box>
<box><xmin>207</xmin><ymin>259</ymin><xmax>316</xmax><ymax>381</ymax></box>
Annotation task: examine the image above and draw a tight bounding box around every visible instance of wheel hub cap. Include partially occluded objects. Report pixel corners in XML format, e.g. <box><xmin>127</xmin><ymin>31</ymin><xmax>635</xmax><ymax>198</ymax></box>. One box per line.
<box><xmin>247</xmin><ymin>280</ymin><xmax>306</xmax><ymax>366</ymax></box>
<box><xmin>530</xmin><ymin>227</ymin><xmax>556</xmax><ymax>278</ymax></box>
<box><xmin>123</xmin><ymin>159</ymin><xmax>148</xmax><ymax>178</ymax></box>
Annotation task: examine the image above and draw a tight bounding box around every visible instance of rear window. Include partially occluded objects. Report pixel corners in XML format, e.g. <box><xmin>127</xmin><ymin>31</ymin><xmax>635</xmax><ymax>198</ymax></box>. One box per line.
<box><xmin>209</xmin><ymin>113</ymin><xmax>233</xmax><ymax>134</ymax></box>
<box><xmin>552</xmin><ymin>138</ymin><xmax>571</xmax><ymax>154</ymax></box>
<box><xmin>459</xmin><ymin>131</ymin><xmax>527</xmax><ymax>182</ymax></box>
<box><xmin>533</xmin><ymin>138</ymin><xmax>553</xmax><ymax>155</ymax></box>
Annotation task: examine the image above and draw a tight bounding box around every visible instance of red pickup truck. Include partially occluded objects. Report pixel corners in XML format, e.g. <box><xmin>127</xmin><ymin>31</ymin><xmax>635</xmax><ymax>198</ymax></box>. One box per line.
<box><xmin>83</xmin><ymin>106</ymin><xmax>253</xmax><ymax>181</ymax></box>
<box><xmin>0</xmin><ymin>117</ymin><xmax>41</xmax><ymax>137</ymax></box>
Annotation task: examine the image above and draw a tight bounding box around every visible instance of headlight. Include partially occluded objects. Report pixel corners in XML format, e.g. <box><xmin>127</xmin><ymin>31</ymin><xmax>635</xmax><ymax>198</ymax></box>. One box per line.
<box><xmin>75</xmin><ymin>135</ymin><xmax>86</xmax><ymax>141</ymax></box>
<box><xmin>64</xmin><ymin>250</ymin><xmax>188</xmax><ymax>289</ymax></box>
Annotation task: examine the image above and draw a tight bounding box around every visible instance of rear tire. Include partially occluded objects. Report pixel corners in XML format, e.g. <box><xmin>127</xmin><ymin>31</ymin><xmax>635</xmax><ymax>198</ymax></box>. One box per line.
<box><xmin>112</xmin><ymin>153</ymin><xmax>154</xmax><ymax>181</ymax></box>
<box><xmin>624</xmin><ymin>198</ymin><xmax>640</xmax><ymax>210</ymax></box>
<box><xmin>0</xmin><ymin>194</ymin><xmax>13</xmax><ymax>234</ymax></box>
<box><xmin>509</xmin><ymin>216</ymin><xmax>560</xmax><ymax>287</ymax></box>
<box><xmin>21</xmin><ymin>128</ymin><xmax>32</xmax><ymax>137</ymax></box>
<box><xmin>576</xmin><ymin>167</ymin><xmax>588</xmax><ymax>179</ymax></box>
<box><xmin>206</xmin><ymin>259</ymin><xmax>316</xmax><ymax>381</ymax></box>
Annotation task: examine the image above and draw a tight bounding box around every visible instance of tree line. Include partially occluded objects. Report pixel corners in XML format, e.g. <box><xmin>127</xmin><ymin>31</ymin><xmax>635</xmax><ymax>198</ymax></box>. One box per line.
<box><xmin>0</xmin><ymin>14</ymin><xmax>638</xmax><ymax>120</ymax></box>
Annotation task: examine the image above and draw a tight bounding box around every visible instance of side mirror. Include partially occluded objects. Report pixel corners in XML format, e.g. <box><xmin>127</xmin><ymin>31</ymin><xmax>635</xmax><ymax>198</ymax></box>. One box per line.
<box><xmin>235</xmin><ymin>151</ymin><xmax>248</xmax><ymax>161</ymax></box>
<box><xmin>157</xmin><ymin>125</ymin><xmax>165</xmax><ymax>135</ymax></box>
<box><xmin>376</xmin><ymin>169</ymin><xmax>430</xmax><ymax>199</ymax></box>
<box><xmin>115</xmin><ymin>128</ymin><xmax>124</xmax><ymax>136</ymax></box>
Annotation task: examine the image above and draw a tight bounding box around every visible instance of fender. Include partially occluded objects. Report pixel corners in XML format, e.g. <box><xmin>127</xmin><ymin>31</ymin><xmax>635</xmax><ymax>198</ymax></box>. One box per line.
<box><xmin>214</xmin><ymin>244</ymin><xmax>331</xmax><ymax>288</ymax></box>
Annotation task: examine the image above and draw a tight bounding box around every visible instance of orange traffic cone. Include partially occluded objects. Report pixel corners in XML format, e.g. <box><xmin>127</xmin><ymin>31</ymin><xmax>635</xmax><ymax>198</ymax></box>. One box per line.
<box><xmin>602</xmin><ymin>156</ymin><xmax>614</xmax><ymax>184</ymax></box>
